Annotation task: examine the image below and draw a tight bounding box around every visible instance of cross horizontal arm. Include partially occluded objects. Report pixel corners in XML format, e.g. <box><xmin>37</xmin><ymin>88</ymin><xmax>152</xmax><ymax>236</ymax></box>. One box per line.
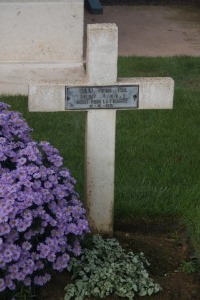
<box><xmin>29</xmin><ymin>77</ymin><xmax>174</xmax><ymax>112</ymax></box>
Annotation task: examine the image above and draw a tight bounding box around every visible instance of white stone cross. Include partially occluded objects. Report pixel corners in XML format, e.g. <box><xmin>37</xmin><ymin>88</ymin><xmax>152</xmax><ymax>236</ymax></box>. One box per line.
<box><xmin>29</xmin><ymin>23</ymin><xmax>174</xmax><ymax>235</ymax></box>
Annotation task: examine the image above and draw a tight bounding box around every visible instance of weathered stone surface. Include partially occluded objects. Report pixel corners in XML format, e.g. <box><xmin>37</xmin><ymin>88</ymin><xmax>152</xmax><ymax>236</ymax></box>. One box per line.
<box><xmin>0</xmin><ymin>0</ymin><xmax>84</xmax><ymax>94</ymax></box>
<box><xmin>29</xmin><ymin>78</ymin><xmax>174</xmax><ymax>111</ymax></box>
<box><xmin>86</xmin><ymin>23</ymin><xmax>118</xmax><ymax>85</ymax></box>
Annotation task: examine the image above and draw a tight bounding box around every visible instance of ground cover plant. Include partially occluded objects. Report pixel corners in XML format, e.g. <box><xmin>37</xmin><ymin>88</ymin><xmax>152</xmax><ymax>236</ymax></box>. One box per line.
<box><xmin>1</xmin><ymin>56</ymin><xmax>200</xmax><ymax>298</ymax></box>
<box><xmin>64</xmin><ymin>235</ymin><xmax>161</xmax><ymax>300</ymax></box>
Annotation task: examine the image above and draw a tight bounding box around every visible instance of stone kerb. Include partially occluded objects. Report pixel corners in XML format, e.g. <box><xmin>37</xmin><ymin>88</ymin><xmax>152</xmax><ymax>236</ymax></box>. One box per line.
<box><xmin>0</xmin><ymin>0</ymin><xmax>84</xmax><ymax>95</ymax></box>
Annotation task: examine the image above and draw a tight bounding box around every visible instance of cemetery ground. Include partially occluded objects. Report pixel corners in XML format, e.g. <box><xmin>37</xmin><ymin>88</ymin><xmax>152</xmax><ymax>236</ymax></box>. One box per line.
<box><xmin>1</xmin><ymin>56</ymin><xmax>200</xmax><ymax>299</ymax></box>
<box><xmin>40</xmin><ymin>216</ymin><xmax>200</xmax><ymax>300</ymax></box>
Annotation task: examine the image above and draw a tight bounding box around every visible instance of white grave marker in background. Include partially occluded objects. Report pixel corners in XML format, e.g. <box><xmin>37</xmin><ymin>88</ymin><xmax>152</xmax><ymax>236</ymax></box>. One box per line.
<box><xmin>29</xmin><ymin>23</ymin><xmax>174</xmax><ymax>235</ymax></box>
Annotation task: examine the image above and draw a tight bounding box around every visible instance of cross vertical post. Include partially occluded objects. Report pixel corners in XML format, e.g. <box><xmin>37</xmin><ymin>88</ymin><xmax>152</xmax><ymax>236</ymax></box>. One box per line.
<box><xmin>85</xmin><ymin>24</ymin><xmax>118</xmax><ymax>234</ymax></box>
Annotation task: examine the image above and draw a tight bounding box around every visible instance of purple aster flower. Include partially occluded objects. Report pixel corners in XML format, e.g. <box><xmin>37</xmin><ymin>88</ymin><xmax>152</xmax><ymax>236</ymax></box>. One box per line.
<box><xmin>22</xmin><ymin>241</ymin><xmax>32</xmax><ymax>251</ymax></box>
<box><xmin>37</xmin><ymin>243</ymin><xmax>50</xmax><ymax>258</ymax></box>
<box><xmin>17</xmin><ymin>219</ymin><xmax>31</xmax><ymax>232</ymax></box>
<box><xmin>33</xmin><ymin>172</ymin><xmax>41</xmax><ymax>179</ymax></box>
<box><xmin>0</xmin><ymin>223</ymin><xmax>11</xmax><ymax>236</ymax></box>
<box><xmin>23</xmin><ymin>209</ymin><xmax>32</xmax><ymax>221</ymax></box>
<box><xmin>24</xmin><ymin>277</ymin><xmax>31</xmax><ymax>286</ymax></box>
<box><xmin>59</xmin><ymin>169</ymin><xmax>70</xmax><ymax>178</ymax></box>
<box><xmin>0</xmin><ymin>278</ymin><xmax>6</xmax><ymax>292</ymax></box>
<box><xmin>53</xmin><ymin>253</ymin><xmax>70</xmax><ymax>271</ymax></box>
<box><xmin>47</xmin><ymin>252</ymin><xmax>56</xmax><ymax>262</ymax></box>
<box><xmin>17</xmin><ymin>157</ymin><xmax>27</xmax><ymax>166</ymax></box>
<box><xmin>33</xmin><ymin>196</ymin><xmax>43</xmax><ymax>205</ymax></box>
<box><xmin>26</xmin><ymin>258</ymin><xmax>34</xmax><ymax>267</ymax></box>
<box><xmin>12</xmin><ymin>248</ymin><xmax>21</xmax><ymax>261</ymax></box>
<box><xmin>45</xmin><ymin>237</ymin><xmax>56</xmax><ymax>246</ymax></box>
<box><xmin>48</xmin><ymin>175</ymin><xmax>58</xmax><ymax>184</ymax></box>
<box><xmin>31</xmin><ymin>252</ymin><xmax>39</xmax><ymax>261</ymax></box>
<box><xmin>58</xmin><ymin>237</ymin><xmax>66</xmax><ymax>245</ymax></box>
<box><xmin>3</xmin><ymin>248</ymin><xmax>12</xmax><ymax>260</ymax></box>
<box><xmin>8</xmin><ymin>264</ymin><xmax>19</xmax><ymax>273</ymax></box>
<box><xmin>34</xmin><ymin>274</ymin><xmax>51</xmax><ymax>286</ymax></box>
<box><xmin>39</xmin><ymin>227</ymin><xmax>45</xmax><ymax>235</ymax></box>
<box><xmin>44</xmin><ymin>180</ymin><xmax>52</xmax><ymax>189</ymax></box>
<box><xmin>16</xmin><ymin>272</ymin><xmax>25</xmax><ymax>281</ymax></box>
<box><xmin>0</xmin><ymin>102</ymin><xmax>89</xmax><ymax>292</ymax></box>
<box><xmin>67</xmin><ymin>223</ymin><xmax>77</xmax><ymax>234</ymax></box>
<box><xmin>5</xmin><ymin>276</ymin><xmax>16</xmax><ymax>290</ymax></box>
<box><xmin>35</xmin><ymin>261</ymin><xmax>44</xmax><ymax>270</ymax></box>
<box><xmin>41</xmin><ymin>221</ymin><xmax>47</xmax><ymax>227</ymax></box>
<box><xmin>26</xmin><ymin>165</ymin><xmax>39</xmax><ymax>175</ymax></box>
<box><xmin>24</xmin><ymin>230</ymin><xmax>33</xmax><ymax>240</ymax></box>
<box><xmin>22</xmin><ymin>265</ymin><xmax>32</xmax><ymax>276</ymax></box>
<box><xmin>32</xmin><ymin>180</ymin><xmax>41</xmax><ymax>189</ymax></box>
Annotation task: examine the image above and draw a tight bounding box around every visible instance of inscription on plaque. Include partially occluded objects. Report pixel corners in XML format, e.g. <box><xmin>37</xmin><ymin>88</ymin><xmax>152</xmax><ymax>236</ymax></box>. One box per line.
<box><xmin>65</xmin><ymin>85</ymin><xmax>139</xmax><ymax>110</ymax></box>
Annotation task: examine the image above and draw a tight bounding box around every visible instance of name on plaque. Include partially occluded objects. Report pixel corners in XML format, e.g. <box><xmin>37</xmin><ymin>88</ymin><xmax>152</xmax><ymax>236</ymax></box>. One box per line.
<box><xmin>65</xmin><ymin>85</ymin><xmax>139</xmax><ymax>110</ymax></box>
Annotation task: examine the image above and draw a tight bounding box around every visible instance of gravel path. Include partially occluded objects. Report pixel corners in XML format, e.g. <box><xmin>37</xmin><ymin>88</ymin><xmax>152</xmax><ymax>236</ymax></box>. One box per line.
<box><xmin>101</xmin><ymin>0</ymin><xmax>200</xmax><ymax>6</ymax></box>
<box><xmin>84</xmin><ymin>6</ymin><xmax>200</xmax><ymax>56</ymax></box>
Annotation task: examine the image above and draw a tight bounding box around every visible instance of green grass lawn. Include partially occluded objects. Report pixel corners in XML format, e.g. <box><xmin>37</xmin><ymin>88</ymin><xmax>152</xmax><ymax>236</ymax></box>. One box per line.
<box><xmin>1</xmin><ymin>56</ymin><xmax>200</xmax><ymax>257</ymax></box>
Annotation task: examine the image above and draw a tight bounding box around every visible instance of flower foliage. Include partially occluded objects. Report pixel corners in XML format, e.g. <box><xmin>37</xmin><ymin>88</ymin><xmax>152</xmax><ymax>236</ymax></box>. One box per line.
<box><xmin>0</xmin><ymin>102</ymin><xmax>89</xmax><ymax>293</ymax></box>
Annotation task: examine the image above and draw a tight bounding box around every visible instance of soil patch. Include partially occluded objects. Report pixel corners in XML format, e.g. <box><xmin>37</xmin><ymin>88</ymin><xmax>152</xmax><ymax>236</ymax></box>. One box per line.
<box><xmin>40</xmin><ymin>218</ymin><xmax>200</xmax><ymax>300</ymax></box>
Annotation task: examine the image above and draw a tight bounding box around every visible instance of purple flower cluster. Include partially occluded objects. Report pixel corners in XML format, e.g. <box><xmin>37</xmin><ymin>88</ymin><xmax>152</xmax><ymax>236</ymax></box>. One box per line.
<box><xmin>0</xmin><ymin>102</ymin><xmax>89</xmax><ymax>292</ymax></box>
